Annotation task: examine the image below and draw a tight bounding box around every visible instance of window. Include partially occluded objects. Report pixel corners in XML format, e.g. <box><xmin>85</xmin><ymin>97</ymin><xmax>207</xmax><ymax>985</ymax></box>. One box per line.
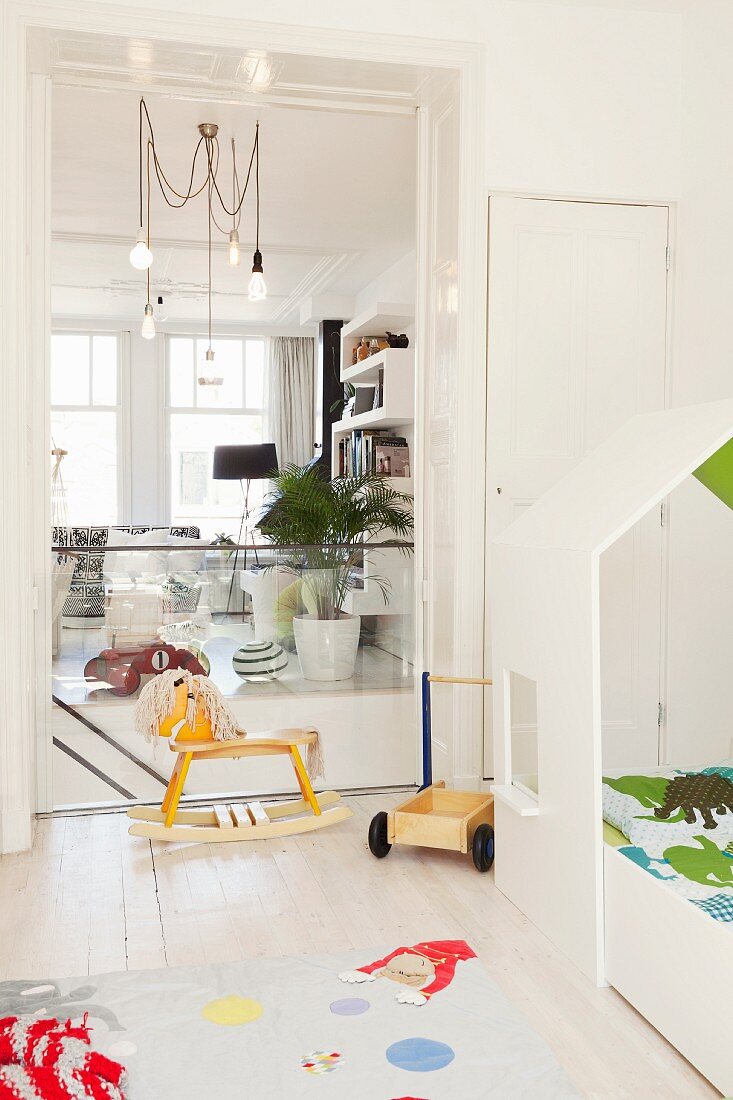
<box><xmin>50</xmin><ymin>333</ymin><xmax>122</xmax><ymax>525</ymax></box>
<box><xmin>166</xmin><ymin>336</ymin><xmax>267</xmax><ymax>538</ymax></box>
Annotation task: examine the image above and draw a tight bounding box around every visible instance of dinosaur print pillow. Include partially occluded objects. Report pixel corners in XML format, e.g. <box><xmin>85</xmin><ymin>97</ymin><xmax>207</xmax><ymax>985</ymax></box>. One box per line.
<box><xmin>602</xmin><ymin>763</ymin><xmax>733</xmax><ymax>857</ymax></box>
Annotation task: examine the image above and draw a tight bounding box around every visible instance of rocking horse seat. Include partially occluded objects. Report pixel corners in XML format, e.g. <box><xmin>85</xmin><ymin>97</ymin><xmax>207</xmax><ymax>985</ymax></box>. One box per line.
<box><xmin>170</xmin><ymin>726</ymin><xmax>319</xmax><ymax>757</ymax></box>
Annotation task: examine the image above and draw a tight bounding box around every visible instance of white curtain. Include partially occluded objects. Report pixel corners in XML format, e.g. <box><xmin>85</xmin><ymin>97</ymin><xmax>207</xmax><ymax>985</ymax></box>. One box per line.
<box><xmin>267</xmin><ymin>336</ymin><xmax>315</xmax><ymax>469</ymax></box>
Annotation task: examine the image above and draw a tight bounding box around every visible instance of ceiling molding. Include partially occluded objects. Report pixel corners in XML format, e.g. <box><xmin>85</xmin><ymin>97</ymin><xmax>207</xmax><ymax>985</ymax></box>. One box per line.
<box><xmin>33</xmin><ymin>27</ymin><xmax>429</xmax><ymax>115</ymax></box>
<box><xmin>52</xmin><ymin>230</ymin><xmax>359</xmax><ymax>259</ymax></box>
<box><xmin>49</xmin><ymin>73</ymin><xmax>418</xmax><ymax>117</ymax></box>
<box><xmin>270</xmin><ymin>251</ymin><xmax>358</xmax><ymax>323</ymax></box>
<box><xmin>23</xmin><ymin>4</ymin><xmax>484</xmax><ymax>74</ymax></box>
<box><xmin>52</xmin><ymin>241</ymin><xmax>363</xmax><ymax>323</ymax></box>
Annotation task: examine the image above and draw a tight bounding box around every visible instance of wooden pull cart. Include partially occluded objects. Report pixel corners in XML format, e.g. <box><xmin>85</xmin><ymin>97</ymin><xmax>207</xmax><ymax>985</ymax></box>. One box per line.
<box><xmin>368</xmin><ymin>673</ymin><xmax>495</xmax><ymax>871</ymax></box>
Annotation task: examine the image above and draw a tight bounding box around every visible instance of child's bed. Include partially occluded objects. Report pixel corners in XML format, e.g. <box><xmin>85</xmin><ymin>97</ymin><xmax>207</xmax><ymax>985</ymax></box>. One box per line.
<box><xmin>602</xmin><ymin>762</ymin><xmax>733</xmax><ymax>1094</ymax></box>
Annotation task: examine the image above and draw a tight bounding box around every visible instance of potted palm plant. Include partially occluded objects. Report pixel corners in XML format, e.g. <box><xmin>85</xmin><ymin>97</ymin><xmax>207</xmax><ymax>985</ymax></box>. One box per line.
<box><xmin>260</xmin><ymin>464</ymin><xmax>413</xmax><ymax>680</ymax></box>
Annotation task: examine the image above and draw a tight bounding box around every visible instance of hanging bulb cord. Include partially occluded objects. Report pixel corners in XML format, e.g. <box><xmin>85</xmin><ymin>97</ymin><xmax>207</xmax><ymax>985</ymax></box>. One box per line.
<box><xmin>135</xmin><ymin>97</ymin><xmax>262</xmax><ymax>338</ymax></box>
<box><xmin>205</xmin><ymin>130</ymin><xmax>257</xmax><ymax>224</ymax></box>
<box><xmin>138</xmin><ymin>96</ymin><xmax>258</xmax><ymax>215</ymax></box>
<box><xmin>139</xmin><ymin>98</ymin><xmax>214</xmax><ymax>210</ymax></box>
<box><xmin>231</xmin><ymin>137</ymin><xmax>240</xmax><ymax>233</ymax></box>
<box><xmin>146</xmin><ymin>140</ymin><xmax>152</xmax><ymax>306</ymax></box>
<box><xmin>207</xmin><ymin>156</ymin><xmax>213</xmax><ymax>353</ymax></box>
<box><xmin>135</xmin><ymin>98</ymin><xmax>258</xmax><ymax>243</ymax></box>
<box><xmin>255</xmin><ymin>121</ymin><xmax>260</xmax><ymax>255</ymax></box>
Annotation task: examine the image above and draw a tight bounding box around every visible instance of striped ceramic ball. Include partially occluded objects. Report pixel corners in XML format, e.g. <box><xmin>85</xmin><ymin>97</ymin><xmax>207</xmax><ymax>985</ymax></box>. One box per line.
<box><xmin>232</xmin><ymin>640</ymin><xmax>288</xmax><ymax>681</ymax></box>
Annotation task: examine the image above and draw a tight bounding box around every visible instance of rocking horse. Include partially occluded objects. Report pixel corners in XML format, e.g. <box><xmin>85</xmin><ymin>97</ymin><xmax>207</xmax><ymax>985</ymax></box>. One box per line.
<box><xmin>127</xmin><ymin>670</ymin><xmax>352</xmax><ymax>842</ymax></box>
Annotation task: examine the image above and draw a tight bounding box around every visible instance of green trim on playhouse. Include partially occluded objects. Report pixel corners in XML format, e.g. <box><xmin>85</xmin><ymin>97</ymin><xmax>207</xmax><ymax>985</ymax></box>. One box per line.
<box><xmin>693</xmin><ymin>437</ymin><xmax>733</xmax><ymax>509</ymax></box>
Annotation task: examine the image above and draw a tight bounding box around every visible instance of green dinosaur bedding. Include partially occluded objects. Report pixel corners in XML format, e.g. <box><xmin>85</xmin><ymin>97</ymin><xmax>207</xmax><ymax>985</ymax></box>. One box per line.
<box><xmin>602</xmin><ymin>763</ymin><xmax>733</xmax><ymax>924</ymax></box>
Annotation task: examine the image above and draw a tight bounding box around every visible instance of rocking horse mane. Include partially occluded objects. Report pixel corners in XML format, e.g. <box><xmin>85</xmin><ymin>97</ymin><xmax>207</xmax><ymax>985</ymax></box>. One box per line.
<box><xmin>134</xmin><ymin>669</ymin><xmax>240</xmax><ymax>743</ymax></box>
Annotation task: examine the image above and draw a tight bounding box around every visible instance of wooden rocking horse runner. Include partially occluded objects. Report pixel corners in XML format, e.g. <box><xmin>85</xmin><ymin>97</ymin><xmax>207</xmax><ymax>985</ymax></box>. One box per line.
<box><xmin>127</xmin><ymin>670</ymin><xmax>351</xmax><ymax>842</ymax></box>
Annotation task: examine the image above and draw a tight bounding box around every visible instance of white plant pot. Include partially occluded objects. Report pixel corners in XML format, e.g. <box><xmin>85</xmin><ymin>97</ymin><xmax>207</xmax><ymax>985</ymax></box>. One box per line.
<box><xmin>293</xmin><ymin>613</ymin><xmax>361</xmax><ymax>681</ymax></box>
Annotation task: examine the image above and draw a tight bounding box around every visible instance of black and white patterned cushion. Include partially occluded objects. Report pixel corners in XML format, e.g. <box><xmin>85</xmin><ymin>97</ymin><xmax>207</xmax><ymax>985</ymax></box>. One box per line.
<box><xmin>161</xmin><ymin>579</ymin><xmax>202</xmax><ymax>614</ymax></box>
<box><xmin>58</xmin><ymin>525</ymin><xmax>201</xmax><ymax>618</ymax></box>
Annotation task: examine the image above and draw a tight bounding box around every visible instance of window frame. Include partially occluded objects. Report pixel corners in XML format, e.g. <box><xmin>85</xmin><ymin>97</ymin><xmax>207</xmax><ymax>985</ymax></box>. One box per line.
<box><xmin>50</xmin><ymin>327</ymin><xmax>130</xmax><ymax>526</ymax></box>
<box><xmin>164</xmin><ymin>333</ymin><xmax>267</xmax><ymax>533</ymax></box>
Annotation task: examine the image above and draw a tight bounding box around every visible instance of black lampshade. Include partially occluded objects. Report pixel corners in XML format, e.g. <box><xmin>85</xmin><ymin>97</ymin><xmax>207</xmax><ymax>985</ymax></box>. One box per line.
<box><xmin>212</xmin><ymin>443</ymin><xmax>278</xmax><ymax>481</ymax></box>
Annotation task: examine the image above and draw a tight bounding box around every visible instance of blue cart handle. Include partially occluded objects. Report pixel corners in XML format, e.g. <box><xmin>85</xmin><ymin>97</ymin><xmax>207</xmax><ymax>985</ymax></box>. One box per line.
<box><xmin>420</xmin><ymin>672</ymin><xmax>492</xmax><ymax>789</ymax></box>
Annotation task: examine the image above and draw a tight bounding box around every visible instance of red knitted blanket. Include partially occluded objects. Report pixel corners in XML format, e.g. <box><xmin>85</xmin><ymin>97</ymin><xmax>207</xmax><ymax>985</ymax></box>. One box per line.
<box><xmin>0</xmin><ymin>1016</ymin><xmax>127</xmax><ymax>1099</ymax></box>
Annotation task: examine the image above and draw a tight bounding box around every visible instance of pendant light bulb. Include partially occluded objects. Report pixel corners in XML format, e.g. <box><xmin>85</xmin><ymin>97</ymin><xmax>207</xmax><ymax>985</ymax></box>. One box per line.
<box><xmin>248</xmin><ymin>250</ymin><xmax>267</xmax><ymax>302</ymax></box>
<box><xmin>141</xmin><ymin>302</ymin><xmax>156</xmax><ymax>340</ymax></box>
<box><xmin>228</xmin><ymin>229</ymin><xmax>241</xmax><ymax>267</ymax></box>
<box><xmin>153</xmin><ymin>295</ymin><xmax>168</xmax><ymax>323</ymax></box>
<box><xmin>130</xmin><ymin>228</ymin><xmax>153</xmax><ymax>270</ymax></box>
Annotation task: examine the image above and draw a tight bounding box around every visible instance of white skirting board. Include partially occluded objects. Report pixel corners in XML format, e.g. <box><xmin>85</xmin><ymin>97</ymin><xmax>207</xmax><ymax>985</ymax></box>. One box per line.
<box><xmin>604</xmin><ymin>845</ymin><xmax>732</xmax><ymax>1096</ymax></box>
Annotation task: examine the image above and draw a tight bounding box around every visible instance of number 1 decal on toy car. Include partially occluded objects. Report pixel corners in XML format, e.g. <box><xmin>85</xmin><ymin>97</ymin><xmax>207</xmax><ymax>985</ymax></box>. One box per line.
<box><xmin>84</xmin><ymin>643</ymin><xmax>206</xmax><ymax>698</ymax></box>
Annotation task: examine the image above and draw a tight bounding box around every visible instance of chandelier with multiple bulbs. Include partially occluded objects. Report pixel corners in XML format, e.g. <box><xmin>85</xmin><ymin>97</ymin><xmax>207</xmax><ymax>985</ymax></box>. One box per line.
<box><xmin>130</xmin><ymin>98</ymin><xmax>266</xmax><ymax>381</ymax></box>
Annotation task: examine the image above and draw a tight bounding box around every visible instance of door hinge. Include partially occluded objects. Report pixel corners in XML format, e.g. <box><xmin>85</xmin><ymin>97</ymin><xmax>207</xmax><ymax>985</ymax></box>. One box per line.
<box><xmin>665</xmin><ymin>245</ymin><xmax>671</xmax><ymax>271</ymax></box>
<box><xmin>421</xmin><ymin>578</ymin><xmax>429</xmax><ymax>603</ymax></box>
<box><xmin>660</xmin><ymin>501</ymin><xmax>666</xmax><ymax>527</ymax></box>
<box><xmin>32</xmin><ymin>586</ymin><xmax>39</xmax><ymax>612</ymax></box>
<box><xmin>658</xmin><ymin>702</ymin><xmax>666</xmax><ymax>727</ymax></box>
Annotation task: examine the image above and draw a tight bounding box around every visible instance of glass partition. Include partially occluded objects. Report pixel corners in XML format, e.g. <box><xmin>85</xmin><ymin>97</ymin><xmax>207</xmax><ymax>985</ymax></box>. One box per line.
<box><xmin>49</xmin><ymin>537</ymin><xmax>415</xmax><ymax>808</ymax></box>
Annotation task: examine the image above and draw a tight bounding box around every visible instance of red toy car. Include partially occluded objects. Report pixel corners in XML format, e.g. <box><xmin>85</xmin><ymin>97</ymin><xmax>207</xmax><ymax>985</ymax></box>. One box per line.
<box><xmin>83</xmin><ymin>642</ymin><xmax>207</xmax><ymax>697</ymax></box>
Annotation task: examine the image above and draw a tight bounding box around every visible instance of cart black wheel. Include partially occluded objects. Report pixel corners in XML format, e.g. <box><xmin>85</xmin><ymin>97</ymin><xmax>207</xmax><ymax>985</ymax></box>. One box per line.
<box><xmin>368</xmin><ymin>812</ymin><xmax>392</xmax><ymax>859</ymax></box>
<box><xmin>472</xmin><ymin>823</ymin><xmax>495</xmax><ymax>872</ymax></box>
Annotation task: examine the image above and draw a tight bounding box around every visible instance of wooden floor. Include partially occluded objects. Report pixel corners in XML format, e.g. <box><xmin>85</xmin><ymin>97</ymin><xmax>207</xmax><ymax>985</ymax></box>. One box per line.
<box><xmin>0</xmin><ymin>793</ymin><xmax>717</xmax><ymax>1099</ymax></box>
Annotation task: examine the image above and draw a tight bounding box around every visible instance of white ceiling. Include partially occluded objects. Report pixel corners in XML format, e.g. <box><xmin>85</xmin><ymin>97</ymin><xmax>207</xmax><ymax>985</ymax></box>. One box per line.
<box><xmin>51</xmin><ymin>83</ymin><xmax>417</xmax><ymax>327</ymax></box>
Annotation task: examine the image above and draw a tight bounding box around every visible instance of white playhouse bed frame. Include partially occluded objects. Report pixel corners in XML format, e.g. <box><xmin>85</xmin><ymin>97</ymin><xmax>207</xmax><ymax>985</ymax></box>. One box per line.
<box><xmin>490</xmin><ymin>400</ymin><xmax>733</xmax><ymax>1095</ymax></box>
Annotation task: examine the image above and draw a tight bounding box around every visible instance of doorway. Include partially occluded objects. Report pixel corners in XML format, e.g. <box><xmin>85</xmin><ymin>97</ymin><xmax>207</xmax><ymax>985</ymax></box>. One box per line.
<box><xmin>13</xmin><ymin>22</ymin><xmax>486</xmax><ymax>825</ymax></box>
<box><xmin>484</xmin><ymin>196</ymin><xmax>670</xmax><ymax>777</ymax></box>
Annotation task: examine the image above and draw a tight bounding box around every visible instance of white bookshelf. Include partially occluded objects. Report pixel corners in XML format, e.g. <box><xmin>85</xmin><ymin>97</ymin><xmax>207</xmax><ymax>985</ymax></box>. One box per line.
<box><xmin>341</xmin><ymin>301</ymin><xmax>413</xmax><ymax>344</ymax></box>
<box><xmin>341</xmin><ymin>346</ymin><xmax>411</xmax><ymax>386</ymax></box>
<box><xmin>334</xmin><ymin>302</ymin><xmax>415</xmax><ymax>621</ymax></box>
<box><xmin>333</xmin><ymin>304</ymin><xmax>415</xmax><ymax>481</ymax></box>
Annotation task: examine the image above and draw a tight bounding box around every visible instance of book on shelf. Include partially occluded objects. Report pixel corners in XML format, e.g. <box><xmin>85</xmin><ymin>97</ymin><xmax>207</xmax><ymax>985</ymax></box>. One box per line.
<box><xmin>374</xmin><ymin>437</ymin><xmax>410</xmax><ymax>478</ymax></box>
<box><xmin>337</xmin><ymin>430</ymin><xmax>410</xmax><ymax>478</ymax></box>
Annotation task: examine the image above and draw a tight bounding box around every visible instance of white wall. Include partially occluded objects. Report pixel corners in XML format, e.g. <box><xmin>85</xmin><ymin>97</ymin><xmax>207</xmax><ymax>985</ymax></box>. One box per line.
<box><xmin>354</xmin><ymin>250</ymin><xmax>416</xmax><ymax>315</ymax></box>
<box><xmin>665</xmin><ymin>0</ymin><xmax>733</xmax><ymax>762</ymax></box>
<box><xmin>483</xmin><ymin>1</ymin><xmax>681</xmax><ymax>200</ymax></box>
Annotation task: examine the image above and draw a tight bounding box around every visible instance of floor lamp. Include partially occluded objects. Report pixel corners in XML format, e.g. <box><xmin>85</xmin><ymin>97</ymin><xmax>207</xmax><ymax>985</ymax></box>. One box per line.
<box><xmin>212</xmin><ymin>443</ymin><xmax>278</xmax><ymax>616</ymax></box>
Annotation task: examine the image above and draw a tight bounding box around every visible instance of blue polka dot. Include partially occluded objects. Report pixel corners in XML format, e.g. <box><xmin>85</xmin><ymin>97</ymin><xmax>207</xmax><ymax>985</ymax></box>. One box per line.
<box><xmin>386</xmin><ymin>1037</ymin><xmax>455</xmax><ymax>1072</ymax></box>
<box><xmin>329</xmin><ymin>997</ymin><xmax>370</xmax><ymax>1016</ymax></box>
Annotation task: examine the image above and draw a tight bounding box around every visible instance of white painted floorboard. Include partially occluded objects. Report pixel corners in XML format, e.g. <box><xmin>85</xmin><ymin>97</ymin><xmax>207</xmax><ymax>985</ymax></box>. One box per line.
<box><xmin>0</xmin><ymin>794</ymin><xmax>717</xmax><ymax>1099</ymax></box>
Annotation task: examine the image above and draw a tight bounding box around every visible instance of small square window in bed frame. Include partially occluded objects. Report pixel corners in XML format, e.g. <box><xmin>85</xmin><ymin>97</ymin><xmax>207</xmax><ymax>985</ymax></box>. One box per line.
<box><xmin>508</xmin><ymin>671</ymin><xmax>539</xmax><ymax>803</ymax></box>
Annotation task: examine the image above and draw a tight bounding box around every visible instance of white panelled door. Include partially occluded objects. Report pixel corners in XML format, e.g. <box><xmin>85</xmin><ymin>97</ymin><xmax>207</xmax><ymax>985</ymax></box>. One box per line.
<box><xmin>485</xmin><ymin>197</ymin><xmax>669</xmax><ymax>774</ymax></box>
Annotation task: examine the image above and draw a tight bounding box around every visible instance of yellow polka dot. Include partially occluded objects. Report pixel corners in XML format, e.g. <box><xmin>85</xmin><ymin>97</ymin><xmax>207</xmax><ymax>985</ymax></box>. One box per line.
<box><xmin>201</xmin><ymin>996</ymin><xmax>263</xmax><ymax>1026</ymax></box>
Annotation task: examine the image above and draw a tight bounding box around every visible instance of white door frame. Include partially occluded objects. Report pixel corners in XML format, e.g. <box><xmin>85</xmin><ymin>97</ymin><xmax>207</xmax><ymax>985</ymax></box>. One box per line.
<box><xmin>482</xmin><ymin>189</ymin><xmax>677</xmax><ymax>778</ymax></box>
<box><xmin>1</xmin><ymin>2</ymin><xmax>487</xmax><ymax>843</ymax></box>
